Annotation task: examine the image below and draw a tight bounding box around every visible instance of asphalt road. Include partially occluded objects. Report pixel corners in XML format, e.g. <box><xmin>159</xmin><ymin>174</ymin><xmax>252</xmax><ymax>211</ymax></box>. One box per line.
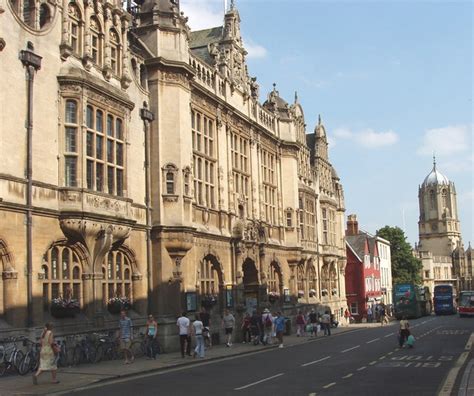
<box><xmin>71</xmin><ymin>315</ymin><xmax>473</xmax><ymax>396</ymax></box>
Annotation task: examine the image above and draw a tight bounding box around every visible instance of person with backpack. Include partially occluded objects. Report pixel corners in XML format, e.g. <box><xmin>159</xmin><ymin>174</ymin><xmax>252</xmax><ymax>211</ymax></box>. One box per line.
<box><xmin>261</xmin><ymin>308</ymin><xmax>274</xmax><ymax>345</ymax></box>
<box><xmin>274</xmin><ymin>312</ymin><xmax>286</xmax><ymax>348</ymax></box>
<box><xmin>296</xmin><ymin>310</ymin><xmax>306</xmax><ymax>337</ymax></box>
<box><xmin>308</xmin><ymin>309</ymin><xmax>318</xmax><ymax>337</ymax></box>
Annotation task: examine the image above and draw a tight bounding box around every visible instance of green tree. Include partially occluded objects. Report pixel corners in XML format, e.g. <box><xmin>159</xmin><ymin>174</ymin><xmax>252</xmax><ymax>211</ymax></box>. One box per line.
<box><xmin>376</xmin><ymin>226</ymin><xmax>422</xmax><ymax>285</ymax></box>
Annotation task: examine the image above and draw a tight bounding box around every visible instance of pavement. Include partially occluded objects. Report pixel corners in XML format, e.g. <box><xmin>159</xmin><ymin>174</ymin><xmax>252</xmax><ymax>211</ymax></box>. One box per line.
<box><xmin>0</xmin><ymin>324</ymin><xmax>357</xmax><ymax>396</ymax></box>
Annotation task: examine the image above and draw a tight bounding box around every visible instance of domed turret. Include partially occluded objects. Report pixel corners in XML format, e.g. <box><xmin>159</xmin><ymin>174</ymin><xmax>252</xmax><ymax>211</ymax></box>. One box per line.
<box><xmin>422</xmin><ymin>157</ymin><xmax>450</xmax><ymax>187</ymax></box>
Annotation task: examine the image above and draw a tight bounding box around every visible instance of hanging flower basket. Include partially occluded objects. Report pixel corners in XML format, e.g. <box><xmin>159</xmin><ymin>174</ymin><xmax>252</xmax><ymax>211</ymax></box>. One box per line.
<box><xmin>201</xmin><ymin>295</ymin><xmax>218</xmax><ymax>309</ymax></box>
<box><xmin>268</xmin><ymin>292</ymin><xmax>280</xmax><ymax>304</ymax></box>
<box><xmin>321</xmin><ymin>289</ymin><xmax>329</xmax><ymax>296</ymax></box>
<box><xmin>107</xmin><ymin>297</ymin><xmax>131</xmax><ymax>314</ymax></box>
<box><xmin>50</xmin><ymin>298</ymin><xmax>80</xmax><ymax>318</ymax></box>
<box><xmin>309</xmin><ymin>289</ymin><xmax>317</xmax><ymax>298</ymax></box>
<box><xmin>331</xmin><ymin>288</ymin><xmax>338</xmax><ymax>296</ymax></box>
<box><xmin>298</xmin><ymin>290</ymin><xmax>305</xmax><ymax>298</ymax></box>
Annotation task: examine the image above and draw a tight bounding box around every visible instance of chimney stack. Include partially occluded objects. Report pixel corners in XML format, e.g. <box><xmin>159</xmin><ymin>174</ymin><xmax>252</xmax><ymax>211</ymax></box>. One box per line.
<box><xmin>346</xmin><ymin>214</ymin><xmax>359</xmax><ymax>236</ymax></box>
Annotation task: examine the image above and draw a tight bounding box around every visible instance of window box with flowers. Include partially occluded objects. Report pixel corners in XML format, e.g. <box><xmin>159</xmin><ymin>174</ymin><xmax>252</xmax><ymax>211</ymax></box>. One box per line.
<box><xmin>50</xmin><ymin>298</ymin><xmax>80</xmax><ymax>318</ymax></box>
<box><xmin>107</xmin><ymin>296</ymin><xmax>131</xmax><ymax>314</ymax></box>
<box><xmin>268</xmin><ymin>291</ymin><xmax>280</xmax><ymax>304</ymax></box>
<box><xmin>321</xmin><ymin>289</ymin><xmax>329</xmax><ymax>297</ymax></box>
<box><xmin>309</xmin><ymin>289</ymin><xmax>317</xmax><ymax>298</ymax></box>
<box><xmin>331</xmin><ymin>288</ymin><xmax>338</xmax><ymax>296</ymax></box>
<box><xmin>201</xmin><ymin>294</ymin><xmax>218</xmax><ymax>309</ymax></box>
<box><xmin>298</xmin><ymin>290</ymin><xmax>305</xmax><ymax>299</ymax></box>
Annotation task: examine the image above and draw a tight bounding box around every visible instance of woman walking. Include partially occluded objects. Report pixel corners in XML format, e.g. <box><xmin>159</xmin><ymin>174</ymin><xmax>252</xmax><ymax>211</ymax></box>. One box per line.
<box><xmin>192</xmin><ymin>313</ymin><xmax>205</xmax><ymax>358</ymax></box>
<box><xmin>33</xmin><ymin>323</ymin><xmax>59</xmax><ymax>385</ymax></box>
<box><xmin>296</xmin><ymin>310</ymin><xmax>306</xmax><ymax>336</ymax></box>
<box><xmin>145</xmin><ymin>314</ymin><xmax>158</xmax><ymax>359</ymax></box>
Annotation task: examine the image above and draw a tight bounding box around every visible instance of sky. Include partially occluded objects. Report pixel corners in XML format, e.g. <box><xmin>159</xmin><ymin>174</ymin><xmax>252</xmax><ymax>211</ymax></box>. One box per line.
<box><xmin>180</xmin><ymin>0</ymin><xmax>473</xmax><ymax>247</ymax></box>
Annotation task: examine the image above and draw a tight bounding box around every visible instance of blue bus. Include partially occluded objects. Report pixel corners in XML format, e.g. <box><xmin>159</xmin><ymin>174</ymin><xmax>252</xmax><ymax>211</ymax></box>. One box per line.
<box><xmin>434</xmin><ymin>284</ymin><xmax>456</xmax><ymax>315</ymax></box>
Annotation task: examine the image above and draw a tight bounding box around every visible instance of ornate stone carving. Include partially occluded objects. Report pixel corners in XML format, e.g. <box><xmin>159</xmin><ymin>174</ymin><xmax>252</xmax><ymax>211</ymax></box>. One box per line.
<box><xmin>2</xmin><ymin>271</ymin><xmax>18</xmax><ymax>280</ymax></box>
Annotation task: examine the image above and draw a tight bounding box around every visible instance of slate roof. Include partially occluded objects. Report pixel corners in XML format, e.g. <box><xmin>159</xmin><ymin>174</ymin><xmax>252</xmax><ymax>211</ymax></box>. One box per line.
<box><xmin>346</xmin><ymin>234</ymin><xmax>367</xmax><ymax>262</ymax></box>
<box><xmin>189</xmin><ymin>27</ymin><xmax>223</xmax><ymax>49</ymax></box>
<box><xmin>306</xmin><ymin>134</ymin><xmax>315</xmax><ymax>163</ymax></box>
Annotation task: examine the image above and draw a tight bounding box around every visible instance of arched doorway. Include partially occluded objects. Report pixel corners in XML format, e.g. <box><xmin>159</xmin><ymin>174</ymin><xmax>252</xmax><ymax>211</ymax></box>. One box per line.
<box><xmin>197</xmin><ymin>255</ymin><xmax>224</xmax><ymax>311</ymax></box>
<box><xmin>242</xmin><ymin>258</ymin><xmax>258</xmax><ymax>312</ymax></box>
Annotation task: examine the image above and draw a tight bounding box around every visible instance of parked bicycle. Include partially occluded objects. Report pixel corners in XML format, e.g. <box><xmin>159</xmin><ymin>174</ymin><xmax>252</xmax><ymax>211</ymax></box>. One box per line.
<box><xmin>130</xmin><ymin>333</ymin><xmax>162</xmax><ymax>359</ymax></box>
<box><xmin>95</xmin><ymin>333</ymin><xmax>123</xmax><ymax>363</ymax></box>
<box><xmin>17</xmin><ymin>339</ymin><xmax>40</xmax><ymax>375</ymax></box>
<box><xmin>0</xmin><ymin>337</ymin><xmax>25</xmax><ymax>376</ymax></box>
<box><xmin>72</xmin><ymin>336</ymin><xmax>98</xmax><ymax>366</ymax></box>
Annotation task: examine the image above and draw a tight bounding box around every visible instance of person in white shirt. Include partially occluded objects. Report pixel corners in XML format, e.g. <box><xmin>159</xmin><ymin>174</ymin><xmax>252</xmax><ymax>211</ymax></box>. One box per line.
<box><xmin>261</xmin><ymin>308</ymin><xmax>274</xmax><ymax>345</ymax></box>
<box><xmin>176</xmin><ymin>312</ymin><xmax>191</xmax><ymax>358</ymax></box>
<box><xmin>192</xmin><ymin>314</ymin><xmax>205</xmax><ymax>358</ymax></box>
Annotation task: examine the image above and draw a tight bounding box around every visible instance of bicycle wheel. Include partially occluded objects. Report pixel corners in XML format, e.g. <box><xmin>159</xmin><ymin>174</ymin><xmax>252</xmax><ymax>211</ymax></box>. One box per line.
<box><xmin>18</xmin><ymin>353</ymin><xmax>32</xmax><ymax>375</ymax></box>
<box><xmin>94</xmin><ymin>344</ymin><xmax>104</xmax><ymax>363</ymax></box>
<box><xmin>130</xmin><ymin>341</ymin><xmax>144</xmax><ymax>358</ymax></box>
<box><xmin>13</xmin><ymin>350</ymin><xmax>24</xmax><ymax>372</ymax></box>
<box><xmin>72</xmin><ymin>345</ymin><xmax>83</xmax><ymax>366</ymax></box>
<box><xmin>86</xmin><ymin>345</ymin><xmax>97</xmax><ymax>364</ymax></box>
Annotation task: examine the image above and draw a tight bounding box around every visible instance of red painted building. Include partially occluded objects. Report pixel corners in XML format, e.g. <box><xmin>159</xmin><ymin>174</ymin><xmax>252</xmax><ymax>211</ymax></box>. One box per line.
<box><xmin>345</xmin><ymin>215</ymin><xmax>382</xmax><ymax>321</ymax></box>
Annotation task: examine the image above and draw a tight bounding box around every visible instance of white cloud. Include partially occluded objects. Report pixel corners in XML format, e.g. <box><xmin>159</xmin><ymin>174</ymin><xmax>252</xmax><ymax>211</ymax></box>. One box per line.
<box><xmin>180</xmin><ymin>0</ymin><xmax>222</xmax><ymax>31</ymax></box>
<box><xmin>330</xmin><ymin>127</ymin><xmax>399</xmax><ymax>149</ymax></box>
<box><xmin>417</xmin><ymin>125</ymin><xmax>471</xmax><ymax>157</ymax></box>
<box><xmin>356</xmin><ymin>129</ymin><xmax>399</xmax><ymax>148</ymax></box>
<box><xmin>243</xmin><ymin>38</ymin><xmax>268</xmax><ymax>59</ymax></box>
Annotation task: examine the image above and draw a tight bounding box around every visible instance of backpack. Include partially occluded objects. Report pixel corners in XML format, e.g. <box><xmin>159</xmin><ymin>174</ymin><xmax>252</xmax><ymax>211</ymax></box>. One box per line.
<box><xmin>264</xmin><ymin>315</ymin><xmax>272</xmax><ymax>328</ymax></box>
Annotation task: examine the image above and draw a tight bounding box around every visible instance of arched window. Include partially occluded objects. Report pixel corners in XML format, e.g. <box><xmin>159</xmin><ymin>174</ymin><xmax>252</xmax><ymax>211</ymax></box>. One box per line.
<box><xmin>39</xmin><ymin>3</ymin><xmax>51</xmax><ymax>28</ymax></box>
<box><xmin>162</xmin><ymin>164</ymin><xmax>178</xmax><ymax>197</ymax></box>
<box><xmin>267</xmin><ymin>263</ymin><xmax>281</xmax><ymax>294</ymax></box>
<box><xmin>166</xmin><ymin>172</ymin><xmax>174</xmax><ymax>194</ymax></box>
<box><xmin>109</xmin><ymin>28</ymin><xmax>120</xmax><ymax>75</ymax></box>
<box><xmin>68</xmin><ymin>3</ymin><xmax>82</xmax><ymax>55</ymax></box>
<box><xmin>308</xmin><ymin>265</ymin><xmax>317</xmax><ymax>296</ymax></box>
<box><xmin>22</xmin><ymin>0</ymin><xmax>35</xmax><ymax>27</ymax></box>
<box><xmin>64</xmin><ymin>99</ymin><xmax>78</xmax><ymax>187</ymax></box>
<box><xmin>90</xmin><ymin>16</ymin><xmax>102</xmax><ymax>66</ymax></box>
<box><xmin>441</xmin><ymin>189</ymin><xmax>447</xmax><ymax>208</ymax></box>
<box><xmin>42</xmin><ymin>245</ymin><xmax>83</xmax><ymax>310</ymax></box>
<box><xmin>297</xmin><ymin>264</ymin><xmax>305</xmax><ymax>296</ymax></box>
<box><xmin>199</xmin><ymin>258</ymin><xmax>220</xmax><ymax>295</ymax></box>
<box><xmin>102</xmin><ymin>250</ymin><xmax>132</xmax><ymax>304</ymax></box>
<box><xmin>429</xmin><ymin>190</ymin><xmax>436</xmax><ymax>210</ymax></box>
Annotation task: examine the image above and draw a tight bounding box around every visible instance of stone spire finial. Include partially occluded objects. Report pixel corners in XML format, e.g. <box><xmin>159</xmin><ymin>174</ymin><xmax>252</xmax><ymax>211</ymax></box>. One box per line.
<box><xmin>318</xmin><ymin>114</ymin><xmax>322</xmax><ymax>125</ymax></box>
<box><xmin>294</xmin><ymin>91</ymin><xmax>298</xmax><ymax>103</ymax></box>
<box><xmin>433</xmin><ymin>152</ymin><xmax>436</xmax><ymax>170</ymax></box>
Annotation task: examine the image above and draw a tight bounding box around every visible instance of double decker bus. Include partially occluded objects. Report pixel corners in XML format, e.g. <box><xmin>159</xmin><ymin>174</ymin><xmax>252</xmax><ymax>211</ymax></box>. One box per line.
<box><xmin>433</xmin><ymin>284</ymin><xmax>456</xmax><ymax>315</ymax></box>
<box><xmin>393</xmin><ymin>283</ymin><xmax>432</xmax><ymax>320</ymax></box>
<box><xmin>458</xmin><ymin>291</ymin><xmax>474</xmax><ymax>317</ymax></box>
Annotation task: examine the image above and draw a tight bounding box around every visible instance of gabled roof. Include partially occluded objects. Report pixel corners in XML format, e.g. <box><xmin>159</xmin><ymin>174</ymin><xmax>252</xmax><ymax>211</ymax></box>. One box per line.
<box><xmin>346</xmin><ymin>234</ymin><xmax>367</xmax><ymax>262</ymax></box>
<box><xmin>189</xmin><ymin>27</ymin><xmax>223</xmax><ymax>49</ymax></box>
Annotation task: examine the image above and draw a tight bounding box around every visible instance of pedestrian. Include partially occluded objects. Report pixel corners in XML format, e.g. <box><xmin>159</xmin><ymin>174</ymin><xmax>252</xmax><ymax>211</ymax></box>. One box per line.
<box><xmin>250</xmin><ymin>310</ymin><xmax>261</xmax><ymax>345</ymax></box>
<box><xmin>192</xmin><ymin>313</ymin><xmax>205</xmax><ymax>358</ymax></box>
<box><xmin>308</xmin><ymin>309</ymin><xmax>318</xmax><ymax>337</ymax></box>
<box><xmin>380</xmin><ymin>304</ymin><xmax>388</xmax><ymax>326</ymax></box>
<box><xmin>321</xmin><ymin>311</ymin><xmax>331</xmax><ymax>336</ymax></box>
<box><xmin>367</xmin><ymin>306</ymin><xmax>373</xmax><ymax>323</ymax></box>
<box><xmin>177</xmin><ymin>312</ymin><xmax>191</xmax><ymax>357</ymax></box>
<box><xmin>32</xmin><ymin>323</ymin><xmax>59</xmax><ymax>385</ymax></box>
<box><xmin>344</xmin><ymin>308</ymin><xmax>350</xmax><ymax>325</ymax></box>
<box><xmin>274</xmin><ymin>312</ymin><xmax>286</xmax><ymax>348</ymax></box>
<box><xmin>261</xmin><ymin>308</ymin><xmax>274</xmax><ymax>345</ymax></box>
<box><xmin>296</xmin><ymin>310</ymin><xmax>306</xmax><ymax>336</ymax></box>
<box><xmin>145</xmin><ymin>314</ymin><xmax>158</xmax><ymax>359</ymax></box>
<box><xmin>200</xmin><ymin>308</ymin><xmax>212</xmax><ymax>348</ymax></box>
<box><xmin>222</xmin><ymin>309</ymin><xmax>235</xmax><ymax>347</ymax></box>
<box><xmin>118</xmin><ymin>310</ymin><xmax>134</xmax><ymax>364</ymax></box>
<box><xmin>399</xmin><ymin>316</ymin><xmax>410</xmax><ymax>348</ymax></box>
<box><xmin>241</xmin><ymin>312</ymin><xmax>251</xmax><ymax>343</ymax></box>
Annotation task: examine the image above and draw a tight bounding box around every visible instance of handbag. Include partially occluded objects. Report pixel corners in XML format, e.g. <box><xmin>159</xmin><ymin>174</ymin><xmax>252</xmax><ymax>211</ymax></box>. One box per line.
<box><xmin>52</xmin><ymin>342</ymin><xmax>61</xmax><ymax>355</ymax></box>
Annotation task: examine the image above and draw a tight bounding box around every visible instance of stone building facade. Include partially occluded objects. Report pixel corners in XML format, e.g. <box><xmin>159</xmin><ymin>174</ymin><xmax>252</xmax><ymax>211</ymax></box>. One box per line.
<box><xmin>0</xmin><ymin>0</ymin><xmax>347</xmax><ymax>342</ymax></box>
<box><xmin>416</xmin><ymin>159</ymin><xmax>473</xmax><ymax>293</ymax></box>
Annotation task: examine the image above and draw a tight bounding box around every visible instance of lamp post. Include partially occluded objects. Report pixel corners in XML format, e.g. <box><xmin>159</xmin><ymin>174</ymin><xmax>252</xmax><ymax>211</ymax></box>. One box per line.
<box><xmin>19</xmin><ymin>42</ymin><xmax>42</xmax><ymax>327</ymax></box>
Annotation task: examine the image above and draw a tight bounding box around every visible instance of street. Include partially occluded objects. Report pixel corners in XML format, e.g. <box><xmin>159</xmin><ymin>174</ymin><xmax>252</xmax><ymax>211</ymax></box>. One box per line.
<box><xmin>66</xmin><ymin>315</ymin><xmax>473</xmax><ymax>396</ymax></box>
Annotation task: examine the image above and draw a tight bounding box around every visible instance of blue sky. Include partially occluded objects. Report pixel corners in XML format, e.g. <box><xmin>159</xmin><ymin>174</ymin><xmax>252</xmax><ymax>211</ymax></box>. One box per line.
<box><xmin>181</xmin><ymin>0</ymin><xmax>473</xmax><ymax>247</ymax></box>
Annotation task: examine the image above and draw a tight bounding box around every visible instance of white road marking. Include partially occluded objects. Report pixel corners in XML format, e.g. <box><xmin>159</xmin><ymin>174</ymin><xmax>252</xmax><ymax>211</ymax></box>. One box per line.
<box><xmin>323</xmin><ymin>382</ymin><xmax>336</xmax><ymax>389</ymax></box>
<box><xmin>341</xmin><ymin>345</ymin><xmax>360</xmax><ymax>353</ymax></box>
<box><xmin>357</xmin><ymin>366</ymin><xmax>367</xmax><ymax>371</ymax></box>
<box><xmin>342</xmin><ymin>373</ymin><xmax>353</xmax><ymax>379</ymax></box>
<box><xmin>308</xmin><ymin>393</ymin><xmax>317</xmax><ymax>396</ymax></box>
<box><xmin>384</xmin><ymin>333</ymin><xmax>394</xmax><ymax>338</ymax></box>
<box><xmin>234</xmin><ymin>373</ymin><xmax>284</xmax><ymax>390</ymax></box>
<box><xmin>369</xmin><ymin>361</ymin><xmax>377</xmax><ymax>365</ymax></box>
<box><xmin>301</xmin><ymin>355</ymin><xmax>331</xmax><ymax>367</ymax></box>
<box><xmin>366</xmin><ymin>338</ymin><xmax>380</xmax><ymax>344</ymax></box>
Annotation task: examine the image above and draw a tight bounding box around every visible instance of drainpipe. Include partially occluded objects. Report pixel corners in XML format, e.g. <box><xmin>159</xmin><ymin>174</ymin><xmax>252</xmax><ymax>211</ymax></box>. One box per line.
<box><xmin>140</xmin><ymin>103</ymin><xmax>154</xmax><ymax>313</ymax></box>
<box><xmin>19</xmin><ymin>42</ymin><xmax>42</xmax><ymax>327</ymax></box>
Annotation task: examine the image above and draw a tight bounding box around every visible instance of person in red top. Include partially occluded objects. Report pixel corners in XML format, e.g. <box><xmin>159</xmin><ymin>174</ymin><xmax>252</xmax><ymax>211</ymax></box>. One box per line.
<box><xmin>241</xmin><ymin>312</ymin><xmax>251</xmax><ymax>343</ymax></box>
<box><xmin>344</xmin><ymin>308</ymin><xmax>351</xmax><ymax>325</ymax></box>
<box><xmin>296</xmin><ymin>310</ymin><xmax>306</xmax><ymax>336</ymax></box>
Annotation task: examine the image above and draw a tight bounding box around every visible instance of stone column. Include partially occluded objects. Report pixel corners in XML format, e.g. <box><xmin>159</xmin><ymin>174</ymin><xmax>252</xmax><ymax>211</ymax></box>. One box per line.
<box><xmin>120</xmin><ymin>16</ymin><xmax>132</xmax><ymax>89</ymax></box>
<box><xmin>59</xmin><ymin>0</ymin><xmax>72</xmax><ymax>60</ymax></box>
<box><xmin>102</xmin><ymin>5</ymin><xmax>112</xmax><ymax>80</ymax></box>
<box><xmin>82</xmin><ymin>0</ymin><xmax>93</xmax><ymax>70</ymax></box>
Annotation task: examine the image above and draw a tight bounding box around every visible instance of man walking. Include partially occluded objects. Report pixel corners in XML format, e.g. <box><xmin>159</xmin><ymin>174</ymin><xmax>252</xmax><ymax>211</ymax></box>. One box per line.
<box><xmin>200</xmin><ymin>308</ymin><xmax>212</xmax><ymax>348</ymax></box>
<box><xmin>399</xmin><ymin>316</ymin><xmax>410</xmax><ymax>347</ymax></box>
<box><xmin>308</xmin><ymin>309</ymin><xmax>318</xmax><ymax>337</ymax></box>
<box><xmin>118</xmin><ymin>310</ymin><xmax>134</xmax><ymax>364</ymax></box>
<box><xmin>274</xmin><ymin>312</ymin><xmax>286</xmax><ymax>348</ymax></box>
<box><xmin>367</xmin><ymin>306</ymin><xmax>373</xmax><ymax>323</ymax></box>
<box><xmin>192</xmin><ymin>313</ymin><xmax>205</xmax><ymax>358</ymax></box>
<box><xmin>321</xmin><ymin>311</ymin><xmax>331</xmax><ymax>336</ymax></box>
<box><xmin>177</xmin><ymin>312</ymin><xmax>191</xmax><ymax>358</ymax></box>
